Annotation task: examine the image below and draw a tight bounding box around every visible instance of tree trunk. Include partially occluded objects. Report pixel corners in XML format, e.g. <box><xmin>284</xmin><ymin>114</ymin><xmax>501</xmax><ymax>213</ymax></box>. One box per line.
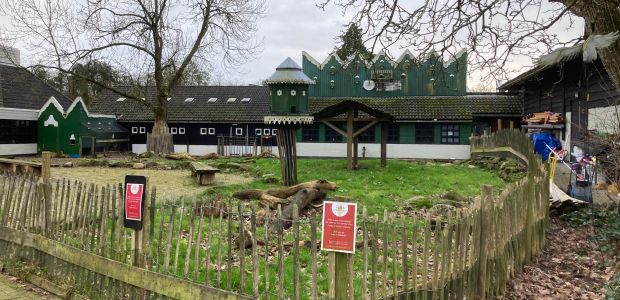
<box><xmin>276</xmin><ymin>127</ymin><xmax>298</xmax><ymax>186</ymax></box>
<box><xmin>562</xmin><ymin>1</ymin><xmax>620</xmax><ymax>93</ymax></box>
<box><xmin>147</xmin><ymin>114</ymin><xmax>174</xmax><ymax>155</ymax></box>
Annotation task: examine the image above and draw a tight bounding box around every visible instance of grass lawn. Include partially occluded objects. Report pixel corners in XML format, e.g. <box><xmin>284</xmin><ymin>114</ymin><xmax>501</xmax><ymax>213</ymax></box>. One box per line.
<box><xmin>208</xmin><ymin>158</ymin><xmax>505</xmax><ymax>216</ymax></box>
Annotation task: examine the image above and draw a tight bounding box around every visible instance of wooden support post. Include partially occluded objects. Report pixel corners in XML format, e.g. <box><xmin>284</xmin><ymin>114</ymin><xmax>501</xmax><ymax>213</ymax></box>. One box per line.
<box><xmin>380</xmin><ymin>123</ymin><xmax>387</xmax><ymax>168</ymax></box>
<box><xmin>328</xmin><ymin>251</ymin><xmax>352</xmax><ymax>300</ymax></box>
<box><xmin>477</xmin><ymin>185</ymin><xmax>493</xmax><ymax>300</ymax></box>
<box><xmin>41</xmin><ymin>151</ymin><xmax>52</xmax><ymax>234</ymax></box>
<box><xmin>335</xmin><ymin>252</ymin><xmax>351</xmax><ymax>299</ymax></box>
<box><xmin>346</xmin><ymin>108</ymin><xmax>354</xmax><ymax>170</ymax></box>
<box><xmin>509</xmin><ymin>120</ymin><xmax>515</xmax><ymax>129</ymax></box>
<box><xmin>497</xmin><ymin>118</ymin><xmax>503</xmax><ymax>131</ymax></box>
<box><xmin>353</xmin><ymin>110</ymin><xmax>359</xmax><ymax>168</ymax></box>
<box><xmin>275</xmin><ymin>127</ymin><xmax>298</xmax><ymax>186</ymax></box>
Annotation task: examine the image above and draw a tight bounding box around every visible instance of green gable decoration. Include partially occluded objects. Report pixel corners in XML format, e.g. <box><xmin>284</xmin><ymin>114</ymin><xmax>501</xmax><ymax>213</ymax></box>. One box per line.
<box><xmin>37</xmin><ymin>97</ymin><xmax>128</xmax><ymax>156</ymax></box>
<box><xmin>264</xmin><ymin>57</ymin><xmax>315</xmax><ymax>118</ymax></box>
<box><xmin>302</xmin><ymin>50</ymin><xmax>467</xmax><ymax>97</ymax></box>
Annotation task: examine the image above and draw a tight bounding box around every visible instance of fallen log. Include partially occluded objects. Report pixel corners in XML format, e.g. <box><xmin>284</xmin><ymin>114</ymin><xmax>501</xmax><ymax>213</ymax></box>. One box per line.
<box><xmin>270</xmin><ymin>188</ymin><xmax>326</xmax><ymax>231</ymax></box>
<box><xmin>165</xmin><ymin>152</ymin><xmax>195</xmax><ymax>161</ymax></box>
<box><xmin>232</xmin><ymin>179</ymin><xmax>337</xmax><ymax>207</ymax></box>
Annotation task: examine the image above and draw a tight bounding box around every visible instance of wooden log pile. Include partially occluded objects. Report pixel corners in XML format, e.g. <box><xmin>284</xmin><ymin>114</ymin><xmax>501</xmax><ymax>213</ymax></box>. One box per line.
<box><xmin>525</xmin><ymin>111</ymin><xmax>564</xmax><ymax>124</ymax></box>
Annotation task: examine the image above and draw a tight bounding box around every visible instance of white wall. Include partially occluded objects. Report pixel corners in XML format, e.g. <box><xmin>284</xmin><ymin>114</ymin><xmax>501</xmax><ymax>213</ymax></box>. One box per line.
<box><xmin>0</xmin><ymin>144</ymin><xmax>37</xmax><ymax>155</ymax></box>
<box><xmin>188</xmin><ymin>145</ymin><xmax>218</xmax><ymax>156</ymax></box>
<box><xmin>296</xmin><ymin>143</ymin><xmax>470</xmax><ymax>159</ymax></box>
<box><xmin>0</xmin><ymin>107</ymin><xmax>38</xmax><ymax>120</ymax></box>
<box><xmin>129</xmin><ymin>143</ymin><xmax>471</xmax><ymax>159</ymax></box>
<box><xmin>132</xmin><ymin>144</ymin><xmax>147</xmax><ymax>154</ymax></box>
<box><xmin>173</xmin><ymin>145</ymin><xmax>188</xmax><ymax>153</ymax></box>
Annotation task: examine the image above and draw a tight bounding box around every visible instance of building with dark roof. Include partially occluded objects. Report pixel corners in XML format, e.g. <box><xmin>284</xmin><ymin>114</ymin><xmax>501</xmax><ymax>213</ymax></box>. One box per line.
<box><xmin>499</xmin><ymin>55</ymin><xmax>619</xmax><ymax>157</ymax></box>
<box><xmin>0</xmin><ymin>52</ymin><xmax>73</xmax><ymax>155</ymax></box>
<box><xmin>90</xmin><ymin>51</ymin><xmax>521</xmax><ymax>159</ymax></box>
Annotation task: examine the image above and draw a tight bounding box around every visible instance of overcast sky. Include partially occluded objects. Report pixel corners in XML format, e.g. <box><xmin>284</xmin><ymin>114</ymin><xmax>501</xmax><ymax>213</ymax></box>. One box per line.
<box><xmin>224</xmin><ymin>1</ymin><xmax>352</xmax><ymax>85</ymax></box>
<box><xmin>0</xmin><ymin>1</ymin><xmax>583</xmax><ymax>90</ymax></box>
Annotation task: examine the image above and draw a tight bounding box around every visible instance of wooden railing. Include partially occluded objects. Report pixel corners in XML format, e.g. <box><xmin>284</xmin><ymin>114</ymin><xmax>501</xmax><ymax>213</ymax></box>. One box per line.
<box><xmin>0</xmin><ymin>131</ymin><xmax>549</xmax><ymax>299</ymax></box>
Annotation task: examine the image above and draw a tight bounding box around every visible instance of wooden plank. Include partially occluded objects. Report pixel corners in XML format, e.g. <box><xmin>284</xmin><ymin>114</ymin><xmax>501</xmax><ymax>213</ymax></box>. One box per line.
<box><xmin>421</xmin><ymin>212</ymin><xmax>431</xmax><ymax>298</ymax></box>
<box><xmin>362</xmin><ymin>207</ymin><xmax>368</xmax><ymax>300</ymax></box>
<box><xmin>237</xmin><ymin>202</ymin><xmax>245</xmax><ymax>294</ymax></box>
<box><xmin>370</xmin><ymin>215</ymin><xmax>378</xmax><ymax>300</ymax></box>
<box><xmin>263</xmin><ymin>205</ymin><xmax>270</xmax><ymax>299</ymax></box>
<box><xmin>193</xmin><ymin>203</ymin><xmax>205</xmax><ymax>280</ymax></box>
<box><xmin>310</xmin><ymin>216</ymin><xmax>318</xmax><ymax>300</ymax></box>
<box><xmin>0</xmin><ymin>226</ymin><xmax>252</xmax><ymax>299</ymax></box>
<box><xmin>250</xmin><ymin>204</ymin><xmax>259</xmax><ymax>297</ymax></box>
<box><xmin>163</xmin><ymin>205</ymin><xmax>176</xmax><ymax>274</ymax></box>
<box><xmin>155</xmin><ymin>205</ymin><xmax>165</xmax><ymax>273</ymax></box>
<box><xmin>173</xmin><ymin>198</ymin><xmax>186</xmax><ymax>276</ymax></box>
<box><xmin>277</xmin><ymin>204</ymin><xmax>285</xmax><ymax>299</ymax></box>
<box><xmin>478</xmin><ymin>185</ymin><xmax>493</xmax><ymax>299</ymax></box>
<box><xmin>392</xmin><ymin>214</ymin><xmax>398</xmax><ymax>297</ymax></box>
<box><xmin>184</xmin><ymin>200</ymin><xmax>196</xmax><ymax>278</ymax></box>
<box><xmin>216</xmin><ymin>203</ymin><xmax>224</xmax><ymax>288</ymax></box>
<box><xmin>382</xmin><ymin>210</ymin><xmax>388</xmax><ymax>299</ymax></box>
<box><xmin>227</xmin><ymin>198</ymin><xmax>233</xmax><ymax>290</ymax></box>
<box><xmin>292</xmin><ymin>204</ymin><xmax>300</xmax><ymax>300</ymax></box>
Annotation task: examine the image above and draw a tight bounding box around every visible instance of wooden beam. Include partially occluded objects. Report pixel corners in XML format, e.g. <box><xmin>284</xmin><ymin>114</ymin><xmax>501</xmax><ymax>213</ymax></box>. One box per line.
<box><xmin>380</xmin><ymin>123</ymin><xmax>387</xmax><ymax>168</ymax></box>
<box><xmin>497</xmin><ymin>118</ymin><xmax>503</xmax><ymax>130</ymax></box>
<box><xmin>509</xmin><ymin>120</ymin><xmax>515</xmax><ymax>129</ymax></box>
<box><xmin>347</xmin><ymin>108</ymin><xmax>353</xmax><ymax>170</ymax></box>
<box><xmin>0</xmin><ymin>227</ymin><xmax>251</xmax><ymax>299</ymax></box>
<box><xmin>322</xmin><ymin>120</ymin><xmax>346</xmax><ymax>137</ymax></box>
<box><xmin>353</xmin><ymin>120</ymin><xmax>379</xmax><ymax>138</ymax></box>
<box><xmin>320</xmin><ymin>117</ymin><xmax>378</xmax><ymax>122</ymax></box>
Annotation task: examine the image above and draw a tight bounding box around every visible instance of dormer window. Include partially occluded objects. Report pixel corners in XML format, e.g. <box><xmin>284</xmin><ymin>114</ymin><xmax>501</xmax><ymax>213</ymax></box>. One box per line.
<box><xmin>184</xmin><ymin>97</ymin><xmax>194</xmax><ymax>102</ymax></box>
<box><xmin>241</xmin><ymin>98</ymin><xmax>251</xmax><ymax>102</ymax></box>
<box><xmin>227</xmin><ymin>98</ymin><xmax>236</xmax><ymax>102</ymax></box>
<box><xmin>208</xmin><ymin>98</ymin><xmax>217</xmax><ymax>102</ymax></box>
<box><xmin>116</xmin><ymin>97</ymin><xmax>126</xmax><ymax>102</ymax></box>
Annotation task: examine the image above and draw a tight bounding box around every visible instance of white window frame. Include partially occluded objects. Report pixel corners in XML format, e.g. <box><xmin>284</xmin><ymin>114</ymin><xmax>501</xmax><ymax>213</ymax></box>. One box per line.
<box><xmin>200</xmin><ymin>128</ymin><xmax>207</xmax><ymax>135</ymax></box>
<box><xmin>131</xmin><ymin>127</ymin><xmax>138</xmax><ymax>134</ymax></box>
<box><xmin>171</xmin><ymin>127</ymin><xmax>178</xmax><ymax>135</ymax></box>
<box><xmin>235</xmin><ymin>128</ymin><xmax>243</xmax><ymax>136</ymax></box>
<box><xmin>139</xmin><ymin>127</ymin><xmax>146</xmax><ymax>134</ymax></box>
<box><xmin>179</xmin><ymin>127</ymin><xmax>185</xmax><ymax>134</ymax></box>
<box><xmin>208</xmin><ymin>128</ymin><xmax>215</xmax><ymax>135</ymax></box>
<box><xmin>255</xmin><ymin>128</ymin><xmax>262</xmax><ymax>136</ymax></box>
<box><xmin>272</xmin><ymin>129</ymin><xmax>277</xmax><ymax>135</ymax></box>
<box><xmin>263</xmin><ymin>129</ymin><xmax>271</xmax><ymax>136</ymax></box>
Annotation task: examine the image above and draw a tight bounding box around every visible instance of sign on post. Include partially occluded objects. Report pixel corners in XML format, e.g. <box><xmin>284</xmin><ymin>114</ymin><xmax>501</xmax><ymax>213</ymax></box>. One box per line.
<box><xmin>124</xmin><ymin>175</ymin><xmax>147</xmax><ymax>230</ymax></box>
<box><xmin>321</xmin><ymin>201</ymin><xmax>357</xmax><ymax>253</ymax></box>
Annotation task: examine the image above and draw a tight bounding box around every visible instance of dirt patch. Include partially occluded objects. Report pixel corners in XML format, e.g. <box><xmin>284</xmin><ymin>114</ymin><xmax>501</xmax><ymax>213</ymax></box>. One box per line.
<box><xmin>51</xmin><ymin>167</ymin><xmax>253</xmax><ymax>200</ymax></box>
<box><xmin>497</xmin><ymin>217</ymin><xmax>613</xmax><ymax>299</ymax></box>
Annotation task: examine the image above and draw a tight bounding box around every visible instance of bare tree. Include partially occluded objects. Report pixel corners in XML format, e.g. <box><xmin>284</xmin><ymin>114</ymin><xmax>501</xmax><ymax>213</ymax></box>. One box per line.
<box><xmin>318</xmin><ymin>0</ymin><xmax>620</xmax><ymax>91</ymax></box>
<box><xmin>0</xmin><ymin>0</ymin><xmax>264</xmax><ymax>154</ymax></box>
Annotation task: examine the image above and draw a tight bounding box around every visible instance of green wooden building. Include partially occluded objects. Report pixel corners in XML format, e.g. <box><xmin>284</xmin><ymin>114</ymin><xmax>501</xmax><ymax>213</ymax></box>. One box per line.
<box><xmin>38</xmin><ymin>97</ymin><xmax>128</xmax><ymax>156</ymax></box>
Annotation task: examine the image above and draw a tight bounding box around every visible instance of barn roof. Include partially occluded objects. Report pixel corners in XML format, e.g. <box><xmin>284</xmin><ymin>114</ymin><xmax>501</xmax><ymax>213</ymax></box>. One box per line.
<box><xmin>0</xmin><ymin>64</ymin><xmax>72</xmax><ymax>110</ymax></box>
<box><xmin>90</xmin><ymin>86</ymin><xmax>521</xmax><ymax>122</ymax></box>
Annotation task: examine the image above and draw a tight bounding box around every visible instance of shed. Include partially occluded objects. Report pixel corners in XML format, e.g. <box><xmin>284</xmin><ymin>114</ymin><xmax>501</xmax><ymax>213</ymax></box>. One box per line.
<box><xmin>38</xmin><ymin>97</ymin><xmax>128</xmax><ymax>156</ymax></box>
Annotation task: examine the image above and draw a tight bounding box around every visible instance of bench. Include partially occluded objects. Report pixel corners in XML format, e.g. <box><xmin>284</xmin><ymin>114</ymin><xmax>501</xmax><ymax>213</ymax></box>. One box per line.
<box><xmin>0</xmin><ymin>158</ymin><xmax>43</xmax><ymax>177</ymax></box>
<box><xmin>190</xmin><ymin>162</ymin><xmax>220</xmax><ymax>186</ymax></box>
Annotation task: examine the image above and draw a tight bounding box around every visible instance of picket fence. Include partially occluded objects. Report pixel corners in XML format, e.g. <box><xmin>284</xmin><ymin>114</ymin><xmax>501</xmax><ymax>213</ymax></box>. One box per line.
<box><xmin>0</xmin><ymin>129</ymin><xmax>549</xmax><ymax>299</ymax></box>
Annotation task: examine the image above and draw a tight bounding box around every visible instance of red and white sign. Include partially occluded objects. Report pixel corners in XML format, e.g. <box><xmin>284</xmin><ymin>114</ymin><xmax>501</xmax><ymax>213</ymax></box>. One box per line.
<box><xmin>125</xmin><ymin>183</ymin><xmax>144</xmax><ymax>221</ymax></box>
<box><xmin>321</xmin><ymin>201</ymin><xmax>357</xmax><ymax>253</ymax></box>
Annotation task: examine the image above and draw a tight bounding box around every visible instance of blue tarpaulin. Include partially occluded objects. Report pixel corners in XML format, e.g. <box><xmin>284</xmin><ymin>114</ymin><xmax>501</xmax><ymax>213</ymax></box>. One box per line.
<box><xmin>532</xmin><ymin>132</ymin><xmax>561</xmax><ymax>162</ymax></box>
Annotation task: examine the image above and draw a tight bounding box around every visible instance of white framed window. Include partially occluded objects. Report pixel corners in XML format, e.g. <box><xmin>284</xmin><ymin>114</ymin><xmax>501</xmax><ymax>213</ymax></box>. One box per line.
<box><xmin>255</xmin><ymin>128</ymin><xmax>262</xmax><ymax>136</ymax></box>
<box><xmin>179</xmin><ymin>127</ymin><xmax>185</xmax><ymax>134</ymax></box>
<box><xmin>200</xmin><ymin>128</ymin><xmax>207</xmax><ymax>135</ymax></box>
<box><xmin>271</xmin><ymin>129</ymin><xmax>277</xmax><ymax>135</ymax></box>
<box><xmin>139</xmin><ymin>127</ymin><xmax>146</xmax><ymax>134</ymax></box>
<box><xmin>263</xmin><ymin>129</ymin><xmax>271</xmax><ymax>136</ymax></box>
<box><xmin>208</xmin><ymin>128</ymin><xmax>215</xmax><ymax>135</ymax></box>
<box><xmin>171</xmin><ymin>127</ymin><xmax>178</xmax><ymax>134</ymax></box>
<box><xmin>131</xmin><ymin>127</ymin><xmax>138</xmax><ymax>134</ymax></box>
<box><xmin>235</xmin><ymin>128</ymin><xmax>243</xmax><ymax>136</ymax></box>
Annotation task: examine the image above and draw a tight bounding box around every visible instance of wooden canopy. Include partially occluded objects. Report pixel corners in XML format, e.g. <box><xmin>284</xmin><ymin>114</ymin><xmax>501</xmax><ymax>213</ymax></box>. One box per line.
<box><xmin>313</xmin><ymin>100</ymin><xmax>395</xmax><ymax>170</ymax></box>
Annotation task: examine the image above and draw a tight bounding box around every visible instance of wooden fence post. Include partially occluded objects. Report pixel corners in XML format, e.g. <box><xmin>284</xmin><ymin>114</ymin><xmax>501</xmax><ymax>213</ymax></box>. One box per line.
<box><xmin>41</xmin><ymin>151</ymin><xmax>52</xmax><ymax>235</ymax></box>
<box><xmin>477</xmin><ymin>185</ymin><xmax>493</xmax><ymax>300</ymax></box>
